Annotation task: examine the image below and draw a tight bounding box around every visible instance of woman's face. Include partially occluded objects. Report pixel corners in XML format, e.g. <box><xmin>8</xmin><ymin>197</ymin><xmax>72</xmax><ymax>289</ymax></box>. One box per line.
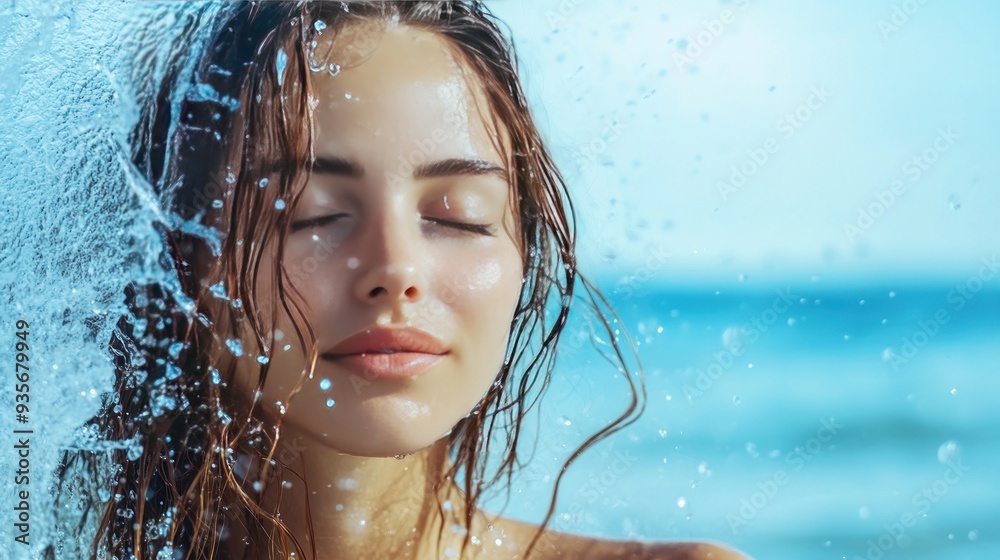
<box><xmin>228</xmin><ymin>22</ymin><xmax>524</xmax><ymax>456</ymax></box>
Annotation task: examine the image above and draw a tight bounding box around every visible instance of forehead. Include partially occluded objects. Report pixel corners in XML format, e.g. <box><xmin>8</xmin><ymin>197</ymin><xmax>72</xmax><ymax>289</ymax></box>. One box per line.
<box><xmin>307</xmin><ymin>22</ymin><xmax>507</xmax><ymax>166</ymax></box>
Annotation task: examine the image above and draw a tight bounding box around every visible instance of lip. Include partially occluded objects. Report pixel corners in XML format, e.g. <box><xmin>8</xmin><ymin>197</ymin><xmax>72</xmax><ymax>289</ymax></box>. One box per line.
<box><xmin>321</xmin><ymin>326</ymin><xmax>449</xmax><ymax>381</ymax></box>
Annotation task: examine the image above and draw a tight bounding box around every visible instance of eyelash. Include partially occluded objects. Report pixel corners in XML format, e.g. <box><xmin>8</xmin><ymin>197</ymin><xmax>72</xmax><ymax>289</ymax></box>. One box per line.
<box><xmin>289</xmin><ymin>214</ymin><xmax>495</xmax><ymax>236</ymax></box>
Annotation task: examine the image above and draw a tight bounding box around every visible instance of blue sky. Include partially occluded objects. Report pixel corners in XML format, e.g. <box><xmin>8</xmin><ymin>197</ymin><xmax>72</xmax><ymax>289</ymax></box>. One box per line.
<box><xmin>491</xmin><ymin>0</ymin><xmax>1000</xmax><ymax>284</ymax></box>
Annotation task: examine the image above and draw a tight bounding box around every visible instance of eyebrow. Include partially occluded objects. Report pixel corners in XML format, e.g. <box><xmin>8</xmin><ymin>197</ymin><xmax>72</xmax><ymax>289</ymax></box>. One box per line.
<box><xmin>306</xmin><ymin>155</ymin><xmax>509</xmax><ymax>183</ymax></box>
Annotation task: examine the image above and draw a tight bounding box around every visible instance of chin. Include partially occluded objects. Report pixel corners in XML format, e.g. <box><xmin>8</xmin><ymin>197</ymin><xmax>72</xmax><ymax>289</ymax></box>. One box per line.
<box><xmin>289</xmin><ymin>408</ymin><xmax>458</xmax><ymax>458</ymax></box>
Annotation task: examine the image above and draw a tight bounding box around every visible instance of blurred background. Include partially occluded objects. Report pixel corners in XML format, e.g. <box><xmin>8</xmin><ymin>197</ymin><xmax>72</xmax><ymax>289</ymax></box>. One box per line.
<box><xmin>485</xmin><ymin>1</ymin><xmax>1000</xmax><ymax>559</ymax></box>
<box><xmin>1</xmin><ymin>1</ymin><xmax>997</xmax><ymax>559</ymax></box>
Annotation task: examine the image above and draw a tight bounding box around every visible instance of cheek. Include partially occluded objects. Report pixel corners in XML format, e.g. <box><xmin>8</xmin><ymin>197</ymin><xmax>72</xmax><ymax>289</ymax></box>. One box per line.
<box><xmin>444</xmin><ymin>246</ymin><xmax>523</xmax><ymax>355</ymax></box>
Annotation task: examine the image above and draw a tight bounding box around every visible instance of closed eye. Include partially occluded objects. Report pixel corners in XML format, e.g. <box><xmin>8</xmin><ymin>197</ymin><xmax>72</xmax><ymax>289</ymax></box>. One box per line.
<box><xmin>425</xmin><ymin>218</ymin><xmax>495</xmax><ymax>236</ymax></box>
<box><xmin>290</xmin><ymin>213</ymin><xmax>350</xmax><ymax>232</ymax></box>
<box><xmin>290</xmin><ymin>214</ymin><xmax>495</xmax><ymax>236</ymax></box>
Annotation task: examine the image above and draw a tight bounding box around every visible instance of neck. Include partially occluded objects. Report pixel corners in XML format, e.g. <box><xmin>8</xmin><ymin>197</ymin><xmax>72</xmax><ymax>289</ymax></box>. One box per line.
<box><xmin>252</xmin><ymin>423</ymin><xmax>470</xmax><ymax>559</ymax></box>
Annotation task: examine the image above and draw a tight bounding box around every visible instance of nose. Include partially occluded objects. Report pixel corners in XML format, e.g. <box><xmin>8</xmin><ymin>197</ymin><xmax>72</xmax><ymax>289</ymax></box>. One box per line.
<box><xmin>352</xmin><ymin>211</ymin><xmax>425</xmax><ymax>305</ymax></box>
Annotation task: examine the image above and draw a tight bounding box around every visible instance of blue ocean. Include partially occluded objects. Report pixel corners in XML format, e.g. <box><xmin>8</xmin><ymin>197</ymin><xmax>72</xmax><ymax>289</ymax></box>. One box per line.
<box><xmin>489</xmin><ymin>278</ymin><xmax>1000</xmax><ymax>560</ymax></box>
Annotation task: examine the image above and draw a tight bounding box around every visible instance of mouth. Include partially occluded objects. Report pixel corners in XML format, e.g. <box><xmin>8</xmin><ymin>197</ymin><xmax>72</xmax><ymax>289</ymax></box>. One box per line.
<box><xmin>323</xmin><ymin>325</ymin><xmax>450</xmax><ymax>381</ymax></box>
<box><xmin>321</xmin><ymin>351</ymin><xmax>445</xmax><ymax>381</ymax></box>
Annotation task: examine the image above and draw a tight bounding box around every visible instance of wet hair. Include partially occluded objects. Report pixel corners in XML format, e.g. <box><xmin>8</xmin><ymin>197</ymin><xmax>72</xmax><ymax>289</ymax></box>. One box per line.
<box><xmin>47</xmin><ymin>2</ymin><xmax>645</xmax><ymax>559</ymax></box>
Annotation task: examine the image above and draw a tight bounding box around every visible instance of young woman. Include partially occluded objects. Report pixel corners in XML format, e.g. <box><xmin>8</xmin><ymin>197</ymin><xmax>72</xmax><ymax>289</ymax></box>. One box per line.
<box><xmin>50</xmin><ymin>2</ymin><xmax>747</xmax><ymax>559</ymax></box>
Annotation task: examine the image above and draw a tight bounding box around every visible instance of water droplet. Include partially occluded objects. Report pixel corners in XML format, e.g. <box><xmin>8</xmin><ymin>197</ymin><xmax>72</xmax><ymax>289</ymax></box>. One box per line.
<box><xmin>164</xmin><ymin>363</ymin><xmax>182</xmax><ymax>380</ymax></box>
<box><xmin>127</xmin><ymin>444</ymin><xmax>143</xmax><ymax>461</ymax></box>
<box><xmin>314</xmin><ymin>19</ymin><xmax>327</xmax><ymax>32</ymax></box>
<box><xmin>937</xmin><ymin>440</ymin><xmax>960</xmax><ymax>464</ymax></box>
<box><xmin>325</xmin><ymin>398</ymin><xmax>336</xmax><ymax>408</ymax></box>
<box><xmin>950</xmin><ymin>388</ymin><xmax>958</xmax><ymax>395</ymax></box>
<box><xmin>225</xmin><ymin>172</ymin><xmax>237</xmax><ymax>184</ymax></box>
<box><xmin>258</xmin><ymin>178</ymin><xmax>269</xmax><ymax>188</ymax></box>
<box><xmin>721</xmin><ymin>325</ymin><xmax>744</xmax><ymax>350</ymax></box>
<box><xmin>327</xmin><ymin>63</ymin><xmax>341</xmax><ymax>76</ymax></box>
<box><xmin>347</xmin><ymin>257</ymin><xmax>359</xmax><ymax>269</ymax></box>
<box><xmin>275</xmin><ymin>48</ymin><xmax>288</xmax><ymax>87</ymax></box>
<box><xmin>98</xmin><ymin>488</ymin><xmax>111</xmax><ymax>501</ymax></box>
<box><xmin>881</xmin><ymin>348</ymin><xmax>897</xmax><ymax>363</ymax></box>
<box><xmin>209</xmin><ymin>281</ymin><xmax>228</xmax><ymax>300</ymax></box>
<box><xmin>319</xmin><ymin>378</ymin><xmax>332</xmax><ymax>390</ymax></box>
<box><xmin>732</xmin><ymin>396</ymin><xmax>741</xmax><ymax>405</ymax></box>
<box><xmin>308</xmin><ymin>47</ymin><xmax>325</xmax><ymax>72</ymax></box>
<box><xmin>787</xmin><ymin>317</ymin><xmax>796</xmax><ymax>326</ymax></box>
<box><xmin>558</xmin><ymin>416</ymin><xmax>572</xmax><ymax>426</ymax></box>
<box><xmin>212</xmin><ymin>199</ymin><xmax>224</xmax><ymax>209</ymax></box>
<box><xmin>948</xmin><ymin>194</ymin><xmax>961</xmax><ymax>210</ymax></box>
<box><xmin>658</xmin><ymin>428</ymin><xmax>668</xmax><ymax>437</ymax></box>
<box><xmin>969</xmin><ymin>530</ymin><xmax>979</xmax><ymax>541</ymax></box>
<box><xmin>256</xmin><ymin>355</ymin><xmax>269</xmax><ymax>365</ymax></box>
<box><xmin>344</xmin><ymin>92</ymin><xmax>352</xmax><ymax>100</ymax></box>
<box><xmin>697</xmin><ymin>461</ymin><xmax>711</xmax><ymax>476</ymax></box>
<box><xmin>225</xmin><ymin>339</ymin><xmax>243</xmax><ymax>357</ymax></box>
<box><xmin>274</xmin><ymin>198</ymin><xmax>286</xmax><ymax>210</ymax></box>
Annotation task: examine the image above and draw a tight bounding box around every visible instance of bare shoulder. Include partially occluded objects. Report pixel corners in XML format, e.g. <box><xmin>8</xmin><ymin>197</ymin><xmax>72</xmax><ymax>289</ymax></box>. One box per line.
<box><xmin>548</xmin><ymin>533</ymin><xmax>750</xmax><ymax>560</ymax></box>
<box><xmin>480</xmin><ymin>514</ymin><xmax>750</xmax><ymax>560</ymax></box>
<box><xmin>641</xmin><ymin>540</ymin><xmax>752</xmax><ymax>560</ymax></box>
